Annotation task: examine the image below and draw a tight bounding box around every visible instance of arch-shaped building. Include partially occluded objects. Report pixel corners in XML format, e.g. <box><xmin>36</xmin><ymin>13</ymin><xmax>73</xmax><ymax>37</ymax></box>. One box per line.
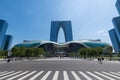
<box><xmin>50</xmin><ymin>21</ymin><xmax>73</xmax><ymax>42</ymax></box>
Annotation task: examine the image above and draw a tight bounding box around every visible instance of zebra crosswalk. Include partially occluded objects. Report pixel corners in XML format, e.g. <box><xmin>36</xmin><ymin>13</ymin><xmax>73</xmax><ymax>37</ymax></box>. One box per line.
<box><xmin>0</xmin><ymin>71</ymin><xmax>120</xmax><ymax>80</ymax></box>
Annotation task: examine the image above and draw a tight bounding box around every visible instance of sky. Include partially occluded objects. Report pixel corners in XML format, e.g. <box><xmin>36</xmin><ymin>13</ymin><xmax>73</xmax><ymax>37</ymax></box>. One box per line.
<box><xmin>0</xmin><ymin>0</ymin><xmax>119</xmax><ymax>47</ymax></box>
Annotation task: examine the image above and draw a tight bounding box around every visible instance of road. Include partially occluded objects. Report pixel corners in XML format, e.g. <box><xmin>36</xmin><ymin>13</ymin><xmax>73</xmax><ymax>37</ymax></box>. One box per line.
<box><xmin>0</xmin><ymin>57</ymin><xmax>120</xmax><ymax>80</ymax></box>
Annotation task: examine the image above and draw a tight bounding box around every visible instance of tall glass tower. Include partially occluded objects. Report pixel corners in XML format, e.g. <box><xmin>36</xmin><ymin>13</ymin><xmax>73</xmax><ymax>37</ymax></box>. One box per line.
<box><xmin>109</xmin><ymin>0</ymin><xmax>120</xmax><ymax>52</ymax></box>
<box><xmin>0</xmin><ymin>20</ymin><xmax>8</xmax><ymax>49</ymax></box>
<box><xmin>109</xmin><ymin>29</ymin><xmax>120</xmax><ymax>52</ymax></box>
<box><xmin>116</xmin><ymin>0</ymin><xmax>120</xmax><ymax>14</ymax></box>
<box><xmin>112</xmin><ymin>17</ymin><xmax>120</xmax><ymax>42</ymax></box>
<box><xmin>1</xmin><ymin>35</ymin><xmax>13</xmax><ymax>50</ymax></box>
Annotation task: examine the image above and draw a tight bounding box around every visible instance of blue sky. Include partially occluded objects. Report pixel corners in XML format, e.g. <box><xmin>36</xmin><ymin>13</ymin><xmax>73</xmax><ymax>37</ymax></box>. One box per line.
<box><xmin>0</xmin><ymin>0</ymin><xmax>118</xmax><ymax>47</ymax></box>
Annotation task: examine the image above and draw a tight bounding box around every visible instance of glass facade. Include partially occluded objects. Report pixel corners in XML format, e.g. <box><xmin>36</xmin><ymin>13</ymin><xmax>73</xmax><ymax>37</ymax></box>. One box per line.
<box><xmin>1</xmin><ymin>35</ymin><xmax>13</xmax><ymax>50</ymax></box>
<box><xmin>109</xmin><ymin>0</ymin><xmax>120</xmax><ymax>52</ymax></box>
<box><xmin>50</xmin><ymin>21</ymin><xmax>73</xmax><ymax>42</ymax></box>
<box><xmin>109</xmin><ymin>29</ymin><xmax>120</xmax><ymax>52</ymax></box>
<box><xmin>14</xmin><ymin>40</ymin><xmax>110</xmax><ymax>54</ymax></box>
<box><xmin>116</xmin><ymin>0</ymin><xmax>120</xmax><ymax>14</ymax></box>
<box><xmin>0</xmin><ymin>20</ymin><xmax>8</xmax><ymax>49</ymax></box>
<box><xmin>112</xmin><ymin>17</ymin><xmax>120</xmax><ymax>42</ymax></box>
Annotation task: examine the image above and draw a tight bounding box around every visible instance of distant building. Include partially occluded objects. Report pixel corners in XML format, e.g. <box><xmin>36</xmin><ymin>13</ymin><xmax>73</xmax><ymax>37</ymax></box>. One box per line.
<box><xmin>14</xmin><ymin>21</ymin><xmax>111</xmax><ymax>56</ymax></box>
<box><xmin>0</xmin><ymin>20</ymin><xmax>8</xmax><ymax>49</ymax></box>
<box><xmin>50</xmin><ymin>21</ymin><xmax>73</xmax><ymax>42</ymax></box>
<box><xmin>109</xmin><ymin>29</ymin><xmax>120</xmax><ymax>52</ymax></box>
<box><xmin>14</xmin><ymin>40</ymin><xmax>110</xmax><ymax>56</ymax></box>
<box><xmin>1</xmin><ymin>35</ymin><xmax>13</xmax><ymax>50</ymax></box>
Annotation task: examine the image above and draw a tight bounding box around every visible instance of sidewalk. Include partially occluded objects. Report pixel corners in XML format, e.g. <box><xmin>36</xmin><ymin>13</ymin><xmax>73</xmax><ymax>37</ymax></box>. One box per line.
<box><xmin>94</xmin><ymin>59</ymin><xmax>120</xmax><ymax>63</ymax></box>
<box><xmin>0</xmin><ymin>57</ymin><xmax>120</xmax><ymax>63</ymax></box>
<box><xmin>0</xmin><ymin>59</ymin><xmax>8</xmax><ymax>63</ymax></box>
<box><xmin>33</xmin><ymin>57</ymin><xmax>82</xmax><ymax>61</ymax></box>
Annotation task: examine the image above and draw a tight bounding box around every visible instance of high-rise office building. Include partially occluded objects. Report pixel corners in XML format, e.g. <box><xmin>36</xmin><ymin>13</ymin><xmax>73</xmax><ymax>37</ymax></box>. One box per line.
<box><xmin>50</xmin><ymin>21</ymin><xmax>73</xmax><ymax>42</ymax></box>
<box><xmin>112</xmin><ymin>17</ymin><xmax>120</xmax><ymax>42</ymax></box>
<box><xmin>0</xmin><ymin>20</ymin><xmax>8</xmax><ymax>49</ymax></box>
<box><xmin>109</xmin><ymin>0</ymin><xmax>120</xmax><ymax>52</ymax></box>
<box><xmin>109</xmin><ymin>29</ymin><xmax>120</xmax><ymax>52</ymax></box>
<box><xmin>116</xmin><ymin>0</ymin><xmax>120</xmax><ymax>14</ymax></box>
<box><xmin>1</xmin><ymin>35</ymin><xmax>13</xmax><ymax>50</ymax></box>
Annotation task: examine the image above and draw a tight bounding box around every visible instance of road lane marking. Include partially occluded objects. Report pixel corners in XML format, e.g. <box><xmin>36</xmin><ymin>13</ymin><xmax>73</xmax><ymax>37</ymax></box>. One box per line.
<box><xmin>0</xmin><ymin>71</ymin><xmax>120</xmax><ymax>80</ymax></box>
<box><xmin>0</xmin><ymin>71</ymin><xmax>14</xmax><ymax>77</ymax></box>
<box><xmin>79</xmin><ymin>71</ymin><xmax>92</xmax><ymax>80</ymax></box>
<box><xmin>7</xmin><ymin>71</ymin><xmax>29</xmax><ymax>80</ymax></box>
<box><xmin>0</xmin><ymin>71</ymin><xmax>22</xmax><ymax>79</ymax></box>
<box><xmin>102</xmin><ymin>71</ymin><xmax>120</xmax><ymax>79</ymax></box>
<box><xmin>41</xmin><ymin>71</ymin><xmax>51</xmax><ymax>80</ymax></box>
<box><xmin>87</xmin><ymin>71</ymin><xmax>104</xmax><ymax>80</ymax></box>
<box><xmin>94</xmin><ymin>71</ymin><xmax>115</xmax><ymax>80</ymax></box>
<box><xmin>109</xmin><ymin>72</ymin><xmax>120</xmax><ymax>76</ymax></box>
<box><xmin>71</xmin><ymin>71</ymin><xmax>81</xmax><ymax>80</ymax></box>
<box><xmin>29</xmin><ymin>71</ymin><xmax>44</xmax><ymax>80</ymax></box>
<box><xmin>52</xmin><ymin>71</ymin><xmax>59</xmax><ymax>80</ymax></box>
<box><xmin>0</xmin><ymin>71</ymin><xmax>8</xmax><ymax>74</ymax></box>
<box><xmin>17</xmin><ymin>71</ymin><xmax>36</xmax><ymax>80</ymax></box>
<box><xmin>63</xmin><ymin>71</ymin><xmax>69</xmax><ymax>80</ymax></box>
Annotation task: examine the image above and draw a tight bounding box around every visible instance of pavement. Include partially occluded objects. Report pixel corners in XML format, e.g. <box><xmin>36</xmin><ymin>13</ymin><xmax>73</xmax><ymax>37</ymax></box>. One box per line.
<box><xmin>0</xmin><ymin>57</ymin><xmax>120</xmax><ymax>63</ymax></box>
<box><xmin>0</xmin><ymin>57</ymin><xmax>120</xmax><ymax>80</ymax></box>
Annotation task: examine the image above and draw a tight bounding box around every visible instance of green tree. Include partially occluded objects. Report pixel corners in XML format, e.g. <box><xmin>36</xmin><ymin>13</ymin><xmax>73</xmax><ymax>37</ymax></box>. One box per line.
<box><xmin>104</xmin><ymin>46</ymin><xmax>113</xmax><ymax>60</ymax></box>
<box><xmin>0</xmin><ymin>50</ymin><xmax>6</xmax><ymax>58</ymax></box>
<box><xmin>78</xmin><ymin>48</ymin><xmax>87</xmax><ymax>59</ymax></box>
<box><xmin>95</xmin><ymin>47</ymin><xmax>103</xmax><ymax>57</ymax></box>
<box><xmin>33</xmin><ymin>48</ymin><xmax>44</xmax><ymax>58</ymax></box>
<box><xmin>11</xmin><ymin>47</ymin><xmax>26</xmax><ymax>57</ymax></box>
<box><xmin>25</xmin><ymin>48</ymin><xmax>34</xmax><ymax>58</ymax></box>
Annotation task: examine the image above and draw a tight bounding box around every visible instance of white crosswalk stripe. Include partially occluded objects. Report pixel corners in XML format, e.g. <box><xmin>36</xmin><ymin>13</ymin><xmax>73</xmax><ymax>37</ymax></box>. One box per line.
<box><xmin>63</xmin><ymin>71</ymin><xmax>69</xmax><ymax>80</ymax></box>
<box><xmin>0</xmin><ymin>71</ymin><xmax>22</xmax><ymax>79</ymax></box>
<box><xmin>79</xmin><ymin>71</ymin><xmax>92</xmax><ymax>80</ymax></box>
<box><xmin>87</xmin><ymin>71</ymin><xmax>104</xmax><ymax>80</ymax></box>
<box><xmin>7</xmin><ymin>71</ymin><xmax>29</xmax><ymax>80</ymax></box>
<box><xmin>71</xmin><ymin>71</ymin><xmax>81</xmax><ymax>80</ymax></box>
<box><xmin>52</xmin><ymin>71</ymin><xmax>59</xmax><ymax>80</ymax></box>
<box><xmin>0</xmin><ymin>71</ymin><xmax>14</xmax><ymax>77</ymax></box>
<box><xmin>29</xmin><ymin>71</ymin><xmax>44</xmax><ymax>80</ymax></box>
<box><xmin>0</xmin><ymin>71</ymin><xmax>120</xmax><ymax>80</ymax></box>
<box><xmin>41</xmin><ymin>71</ymin><xmax>51</xmax><ymax>80</ymax></box>
<box><xmin>109</xmin><ymin>72</ymin><xmax>120</xmax><ymax>76</ymax></box>
<box><xmin>117</xmin><ymin>72</ymin><xmax>120</xmax><ymax>74</ymax></box>
<box><xmin>0</xmin><ymin>71</ymin><xmax>8</xmax><ymax>75</ymax></box>
<box><xmin>17</xmin><ymin>71</ymin><xmax>36</xmax><ymax>80</ymax></box>
<box><xmin>102</xmin><ymin>71</ymin><xmax>120</xmax><ymax>79</ymax></box>
<box><xmin>94</xmin><ymin>71</ymin><xmax>116</xmax><ymax>80</ymax></box>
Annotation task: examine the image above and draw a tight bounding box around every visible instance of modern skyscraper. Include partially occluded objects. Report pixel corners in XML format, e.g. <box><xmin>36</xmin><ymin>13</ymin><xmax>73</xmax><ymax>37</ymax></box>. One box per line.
<box><xmin>50</xmin><ymin>21</ymin><xmax>73</xmax><ymax>42</ymax></box>
<box><xmin>0</xmin><ymin>20</ymin><xmax>8</xmax><ymax>49</ymax></box>
<box><xmin>109</xmin><ymin>29</ymin><xmax>120</xmax><ymax>52</ymax></box>
<box><xmin>112</xmin><ymin>17</ymin><xmax>120</xmax><ymax>42</ymax></box>
<box><xmin>1</xmin><ymin>35</ymin><xmax>13</xmax><ymax>50</ymax></box>
<box><xmin>116</xmin><ymin>0</ymin><xmax>120</xmax><ymax>14</ymax></box>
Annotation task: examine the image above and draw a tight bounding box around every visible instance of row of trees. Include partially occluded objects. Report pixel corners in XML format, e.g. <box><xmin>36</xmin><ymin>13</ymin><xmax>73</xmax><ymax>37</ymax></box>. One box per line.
<box><xmin>0</xmin><ymin>46</ymin><xmax>114</xmax><ymax>60</ymax></box>
<box><xmin>68</xmin><ymin>47</ymin><xmax>113</xmax><ymax>60</ymax></box>
<box><xmin>0</xmin><ymin>50</ymin><xmax>8</xmax><ymax>58</ymax></box>
<box><xmin>11</xmin><ymin>47</ymin><xmax>45</xmax><ymax>58</ymax></box>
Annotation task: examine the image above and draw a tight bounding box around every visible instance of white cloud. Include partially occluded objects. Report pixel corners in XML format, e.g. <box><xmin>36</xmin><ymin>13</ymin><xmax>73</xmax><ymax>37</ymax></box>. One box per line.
<box><xmin>96</xmin><ymin>29</ymin><xmax>108</xmax><ymax>37</ymax></box>
<box><xmin>96</xmin><ymin>30</ymin><xmax>106</xmax><ymax>34</ymax></box>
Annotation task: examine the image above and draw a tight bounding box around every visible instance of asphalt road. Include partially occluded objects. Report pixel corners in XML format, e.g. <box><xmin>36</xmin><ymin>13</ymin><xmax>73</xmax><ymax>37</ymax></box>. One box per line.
<box><xmin>0</xmin><ymin>57</ymin><xmax>120</xmax><ymax>80</ymax></box>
